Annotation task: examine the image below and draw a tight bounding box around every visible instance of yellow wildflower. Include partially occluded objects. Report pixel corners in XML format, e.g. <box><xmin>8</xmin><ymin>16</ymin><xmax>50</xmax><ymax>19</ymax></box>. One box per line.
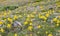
<box><xmin>37</xmin><ymin>25</ymin><xmax>41</xmax><ymax>28</ymax></box>
<box><xmin>46</xmin><ymin>31</ymin><xmax>48</xmax><ymax>34</ymax></box>
<box><xmin>0</xmin><ymin>28</ymin><xmax>4</xmax><ymax>33</ymax></box>
<box><xmin>41</xmin><ymin>16</ymin><xmax>47</xmax><ymax>20</ymax></box>
<box><xmin>48</xmin><ymin>34</ymin><xmax>53</xmax><ymax>36</ymax></box>
<box><xmin>7</xmin><ymin>24</ymin><xmax>11</xmax><ymax>28</ymax></box>
<box><xmin>39</xmin><ymin>15</ymin><xmax>43</xmax><ymax>18</ymax></box>
<box><xmin>56</xmin><ymin>24</ymin><xmax>59</xmax><ymax>27</ymax></box>
<box><xmin>14</xmin><ymin>33</ymin><xmax>18</xmax><ymax>36</ymax></box>
<box><xmin>40</xmin><ymin>16</ymin><xmax>47</xmax><ymax>20</ymax></box>
<box><xmin>13</xmin><ymin>15</ymin><xmax>18</xmax><ymax>20</ymax></box>
<box><xmin>7</xmin><ymin>18</ymin><xmax>12</xmax><ymax>22</ymax></box>
<box><xmin>26</xmin><ymin>17</ymin><xmax>30</xmax><ymax>21</ymax></box>
<box><xmin>24</xmin><ymin>21</ymin><xmax>28</xmax><ymax>25</ymax></box>
<box><xmin>47</xmin><ymin>10</ymin><xmax>52</xmax><ymax>14</ymax></box>
<box><xmin>0</xmin><ymin>21</ymin><xmax>3</xmax><ymax>24</ymax></box>
<box><xmin>53</xmin><ymin>18</ymin><xmax>57</xmax><ymax>22</ymax></box>
<box><xmin>28</xmin><ymin>26</ymin><xmax>33</xmax><ymax>31</ymax></box>
<box><xmin>45</xmin><ymin>13</ymin><xmax>50</xmax><ymax>17</ymax></box>
<box><xmin>29</xmin><ymin>22</ymin><xmax>32</xmax><ymax>25</ymax></box>
<box><xmin>56</xmin><ymin>20</ymin><xmax>60</xmax><ymax>23</ymax></box>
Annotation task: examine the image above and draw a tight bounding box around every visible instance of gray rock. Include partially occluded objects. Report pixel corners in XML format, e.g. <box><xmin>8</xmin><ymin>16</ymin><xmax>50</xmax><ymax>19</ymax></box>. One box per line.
<box><xmin>13</xmin><ymin>21</ymin><xmax>22</xmax><ymax>27</ymax></box>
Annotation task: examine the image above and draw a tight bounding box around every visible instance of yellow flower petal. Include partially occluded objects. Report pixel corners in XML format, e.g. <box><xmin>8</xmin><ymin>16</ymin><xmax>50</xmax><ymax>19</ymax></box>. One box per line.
<box><xmin>14</xmin><ymin>33</ymin><xmax>18</xmax><ymax>36</ymax></box>
<box><xmin>37</xmin><ymin>25</ymin><xmax>41</xmax><ymax>28</ymax></box>
<box><xmin>48</xmin><ymin>34</ymin><xmax>53</xmax><ymax>36</ymax></box>
<box><xmin>28</xmin><ymin>26</ymin><xmax>33</xmax><ymax>31</ymax></box>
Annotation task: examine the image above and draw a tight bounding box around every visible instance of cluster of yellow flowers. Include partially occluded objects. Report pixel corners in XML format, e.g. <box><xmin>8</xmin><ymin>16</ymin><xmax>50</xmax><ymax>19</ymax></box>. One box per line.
<box><xmin>0</xmin><ymin>9</ymin><xmax>60</xmax><ymax>36</ymax></box>
<box><xmin>0</xmin><ymin>21</ymin><xmax>3</xmax><ymax>24</ymax></box>
<box><xmin>0</xmin><ymin>0</ymin><xmax>60</xmax><ymax>36</ymax></box>
<box><xmin>53</xmin><ymin>17</ymin><xmax>60</xmax><ymax>27</ymax></box>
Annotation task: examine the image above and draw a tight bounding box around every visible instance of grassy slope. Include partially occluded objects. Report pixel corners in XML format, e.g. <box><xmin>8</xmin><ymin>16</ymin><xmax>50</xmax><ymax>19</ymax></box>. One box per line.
<box><xmin>0</xmin><ymin>0</ymin><xmax>60</xmax><ymax>36</ymax></box>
